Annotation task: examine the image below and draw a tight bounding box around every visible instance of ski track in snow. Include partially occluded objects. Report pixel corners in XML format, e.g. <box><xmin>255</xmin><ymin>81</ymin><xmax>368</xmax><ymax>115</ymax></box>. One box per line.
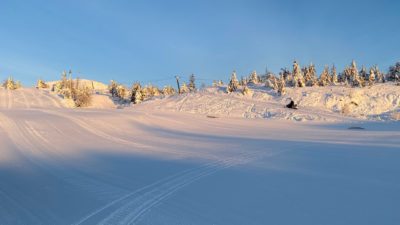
<box><xmin>0</xmin><ymin>86</ymin><xmax>399</xmax><ymax>224</ymax></box>
<box><xmin>74</xmin><ymin>150</ymin><xmax>268</xmax><ymax>225</ymax></box>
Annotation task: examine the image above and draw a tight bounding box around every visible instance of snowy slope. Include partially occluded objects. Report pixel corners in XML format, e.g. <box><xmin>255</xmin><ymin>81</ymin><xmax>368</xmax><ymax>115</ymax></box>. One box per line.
<box><xmin>0</xmin><ymin>86</ymin><xmax>399</xmax><ymax>225</ymax></box>
<box><xmin>139</xmin><ymin>83</ymin><xmax>400</xmax><ymax>122</ymax></box>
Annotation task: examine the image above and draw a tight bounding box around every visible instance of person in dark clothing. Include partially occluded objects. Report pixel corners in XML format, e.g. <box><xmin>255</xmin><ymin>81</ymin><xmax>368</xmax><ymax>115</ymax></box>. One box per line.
<box><xmin>286</xmin><ymin>100</ymin><xmax>298</xmax><ymax>109</ymax></box>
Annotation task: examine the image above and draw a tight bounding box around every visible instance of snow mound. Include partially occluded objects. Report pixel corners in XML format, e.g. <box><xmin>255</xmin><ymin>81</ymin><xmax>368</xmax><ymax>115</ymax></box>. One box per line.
<box><xmin>137</xmin><ymin>83</ymin><xmax>400</xmax><ymax>122</ymax></box>
<box><xmin>47</xmin><ymin>79</ymin><xmax>108</xmax><ymax>90</ymax></box>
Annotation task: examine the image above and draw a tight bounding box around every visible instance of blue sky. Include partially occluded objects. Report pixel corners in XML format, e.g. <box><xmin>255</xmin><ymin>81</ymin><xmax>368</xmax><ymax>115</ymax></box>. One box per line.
<box><xmin>0</xmin><ymin>0</ymin><xmax>399</xmax><ymax>86</ymax></box>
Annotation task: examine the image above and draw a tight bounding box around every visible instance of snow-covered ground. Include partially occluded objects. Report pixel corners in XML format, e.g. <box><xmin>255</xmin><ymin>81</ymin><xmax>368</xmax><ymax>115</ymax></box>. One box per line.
<box><xmin>140</xmin><ymin>83</ymin><xmax>400</xmax><ymax>122</ymax></box>
<box><xmin>0</xmin><ymin>86</ymin><xmax>399</xmax><ymax>225</ymax></box>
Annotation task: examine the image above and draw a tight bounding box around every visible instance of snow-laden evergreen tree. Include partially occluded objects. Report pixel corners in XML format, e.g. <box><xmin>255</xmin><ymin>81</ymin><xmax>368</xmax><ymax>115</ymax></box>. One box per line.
<box><xmin>109</xmin><ymin>80</ymin><xmax>118</xmax><ymax>97</ymax></box>
<box><xmin>388</xmin><ymin>62</ymin><xmax>400</xmax><ymax>82</ymax></box>
<box><xmin>188</xmin><ymin>74</ymin><xmax>196</xmax><ymax>92</ymax></box>
<box><xmin>227</xmin><ymin>70</ymin><xmax>239</xmax><ymax>93</ymax></box>
<box><xmin>319</xmin><ymin>66</ymin><xmax>330</xmax><ymax>86</ymax></box>
<box><xmin>349</xmin><ymin>60</ymin><xmax>362</xmax><ymax>87</ymax></box>
<box><xmin>277</xmin><ymin>72</ymin><xmax>286</xmax><ymax>96</ymax></box>
<box><xmin>134</xmin><ymin>85</ymin><xmax>143</xmax><ymax>104</ymax></box>
<box><xmin>368</xmin><ymin>67</ymin><xmax>375</xmax><ymax>86</ymax></box>
<box><xmin>265</xmin><ymin>73</ymin><xmax>278</xmax><ymax>90</ymax></box>
<box><xmin>292</xmin><ymin>61</ymin><xmax>305</xmax><ymax>87</ymax></box>
<box><xmin>130</xmin><ymin>82</ymin><xmax>141</xmax><ymax>103</ymax></box>
<box><xmin>279</xmin><ymin>68</ymin><xmax>291</xmax><ymax>87</ymax></box>
<box><xmin>373</xmin><ymin>65</ymin><xmax>385</xmax><ymax>83</ymax></box>
<box><xmin>116</xmin><ymin>85</ymin><xmax>127</xmax><ymax>99</ymax></box>
<box><xmin>2</xmin><ymin>77</ymin><xmax>19</xmax><ymax>90</ymax></box>
<box><xmin>331</xmin><ymin>65</ymin><xmax>338</xmax><ymax>85</ymax></box>
<box><xmin>360</xmin><ymin>66</ymin><xmax>368</xmax><ymax>81</ymax></box>
<box><xmin>162</xmin><ymin>85</ymin><xmax>176</xmax><ymax>95</ymax></box>
<box><xmin>249</xmin><ymin>71</ymin><xmax>259</xmax><ymax>84</ymax></box>
<box><xmin>240</xmin><ymin>76</ymin><xmax>248</xmax><ymax>86</ymax></box>
<box><xmin>180</xmin><ymin>82</ymin><xmax>189</xmax><ymax>94</ymax></box>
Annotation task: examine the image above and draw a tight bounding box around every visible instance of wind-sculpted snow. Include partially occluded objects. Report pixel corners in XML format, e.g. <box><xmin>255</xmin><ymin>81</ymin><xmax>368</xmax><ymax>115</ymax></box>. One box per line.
<box><xmin>0</xmin><ymin>87</ymin><xmax>399</xmax><ymax>224</ymax></box>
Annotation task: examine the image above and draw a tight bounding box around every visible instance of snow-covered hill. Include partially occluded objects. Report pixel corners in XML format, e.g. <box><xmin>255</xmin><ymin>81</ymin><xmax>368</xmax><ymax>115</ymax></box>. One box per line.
<box><xmin>138</xmin><ymin>83</ymin><xmax>400</xmax><ymax>122</ymax></box>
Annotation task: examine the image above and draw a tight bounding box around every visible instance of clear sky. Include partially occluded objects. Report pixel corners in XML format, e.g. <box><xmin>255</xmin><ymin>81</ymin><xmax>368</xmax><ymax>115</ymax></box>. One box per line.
<box><xmin>0</xmin><ymin>0</ymin><xmax>399</xmax><ymax>87</ymax></box>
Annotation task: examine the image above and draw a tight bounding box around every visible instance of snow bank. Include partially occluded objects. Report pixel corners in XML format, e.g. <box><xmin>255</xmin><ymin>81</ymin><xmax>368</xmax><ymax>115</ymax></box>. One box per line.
<box><xmin>138</xmin><ymin>83</ymin><xmax>400</xmax><ymax>122</ymax></box>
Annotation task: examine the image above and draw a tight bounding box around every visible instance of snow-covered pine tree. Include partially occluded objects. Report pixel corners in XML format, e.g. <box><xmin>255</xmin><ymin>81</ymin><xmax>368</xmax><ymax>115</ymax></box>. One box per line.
<box><xmin>109</xmin><ymin>80</ymin><xmax>118</xmax><ymax>97</ymax></box>
<box><xmin>331</xmin><ymin>65</ymin><xmax>338</xmax><ymax>85</ymax></box>
<box><xmin>180</xmin><ymin>82</ymin><xmax>189</xmax><ymax>94</ymax></box>
<box><xmin>116</xmin><ymin>85</ymin><xmax>127</xmax><ymax>99</ymax></box>
<box><xmin>278</xmin><ymin>68</ymin><xmax>291</xmax><ymax>87</ymax></box>
<box><xmin>227</xmin><ymin>70</ymin><xmax>239</xmax><ymax>93</ymax></box>
<box><xmin>349</xmin><ymin>60</ymin><xmax>362</xmax><ymax>87</ymax></box>
<box><xmin>373</xmin><ymin>65</ymin><xmax>384</xmax><ymax>83</ymax></box>
<box><xmin>162</xmin><ymin>85</ymin><xmax>176</xmax><ymax>95</ymax></box>
<box><xmin>292</xmin><ymin>60</ymin><xmax>305</xmax><ymax>87</ymax></box>
<box><xmin>368</xmin><ymin>67</ymin><xmax>375</xmax><ymax>86</ymax></box>
<box><xmin>240</xmin><ymin>76</ymin><xmax>248</xmax><ymax>86</ymax></box>
<box><xmin>277</xmin><ymin>73</ymin><xmax>286</xmax><ymax>96</ymax></box>
<box><xmin>319</xmin><ymin>66</ymin><xmax>330</xmax><ymax>86</ymax></box>
<box><xmin>36</xmin><ymin>79</ymin><xmax>48</xmax><ymax>89</ymax></box>
<box><xmin>388</xmin><ymin>62</ymin><xmax>400</xmax><ymax>82</ymax></box>
<box><xmin>188</xmin><ymin>74</ymin><xmax>196</xmax><ymax>92</ymax></box>
<box><xmin>134</xmin><ymin>85</ymin><xmax>143</xmax><ymax>104</ymax></box>
<box><xmin>249</xmin><ymin>71</ymin><xmax>259</xmax><ymax>84</ymax></box>
<box><xmin>130</xmin><ymin>82</ymin><xmax>141</xmax><ymax>103</ymax></box>
<box><xmin>2</xmin><ymin>77</ymin><xmax>18</xmax><ymax>90</ymax></box>
<box><xmin>360</xmin><ymin>66</ymin><xmax>368</xmax><ymax>81</ymax></box>
<box><xmin>265</xmin><ymin>73</ymin><xmax>278</xmax><ymax>90</ymax></box>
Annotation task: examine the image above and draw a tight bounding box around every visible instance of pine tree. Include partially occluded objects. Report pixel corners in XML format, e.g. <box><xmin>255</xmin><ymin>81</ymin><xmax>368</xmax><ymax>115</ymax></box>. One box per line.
<box><xmin>292</xmin><ymin>60</ymin><xmax>305</xmax><ymax>87</ymax></box>
<box><xmin>331</xmin><ymin>65</ymin><xmax>338</xmax><ymax>85</ymax></box>
<box><xmin>131</xmin><ymin>82</ymin><xmax>141</xmax><ymax>103</ymax></box>
<box><xmin>109</xmin><ymin>80</ymin><xmax>118</xmax><ymax>97</ymax></box>
<box><xmin>227</xmin><ymin>70</ymin><xmax>239</xmax><ymax>93</ymax></box>
<box><xmin>277</xmin><ymin>73</ymin><xmax>286</xmax><ymax>96</ymax></box>
<box><xmin>162</xmin><ymin>85</ymin><xmax>176</xmax><ymax>95</ymax></box>
<box><xmin>249</xmin><ymin>71</ymin><xmax>259</xmax><ymax>84</ymax></box>
<box><xmin>180</xmin><ymin>82</ymin><xmax>189</xmax><ymax>93</ymax></box>
<box><xmin>368</xmin><ymin>67</ymin><xmax>375</xmax><ymax>86</ymax></box>
<box><xmin>188</xmin><ymin>74</ymin><xmax>196</xmax><ymax>92</ymax></box>
<box><xmin>349</xmin><ymin>60</ymin><xmax>362</xmax><ymax>87</ymax></box>
<box><xmin>134</xmin><ymin>85</ymin><xmax>143</xmax><ymax>104</ymax></box>
<box><xmin>388</xmin><ymin>62</ymin><xmax>400</xmax><ymax>82</ymax></box>
<box><xmin>319</xmin><ymin>66</ymin><xmax>330</xmax><ymax>86</ymax></box>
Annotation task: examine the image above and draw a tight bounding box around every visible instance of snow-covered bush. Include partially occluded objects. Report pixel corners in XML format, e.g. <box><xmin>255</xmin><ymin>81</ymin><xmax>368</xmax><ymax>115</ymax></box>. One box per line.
<box><xmin>2</xmin><ymin>77</ymin><xmax>21</xmax><ymax>90</ymax></box>
<box><xmin>162</xmin><ymin>85</ymin><xmax>176</xmax><ymax>96</ymax></box>
<box><xmin>71</xmin><ymin>86</ymin><xmax>92</xmax><ymax>107</ymax></box>
<box><xmin>36</xmin><ymin>79</ymin><xmax>49</xmax><ymax>89</ymax></box>
<box><xmin>242</xmin><ymin>85</ymin><xmax>253</xmax><ymax>95</ymax></box>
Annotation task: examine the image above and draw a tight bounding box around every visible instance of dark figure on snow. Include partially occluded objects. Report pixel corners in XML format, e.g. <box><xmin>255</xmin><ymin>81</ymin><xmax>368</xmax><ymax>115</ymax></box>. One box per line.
<box><xmin>286</xmin><ymin>100</ymin><xmax>298</xmax><ymax>109</ymax></box>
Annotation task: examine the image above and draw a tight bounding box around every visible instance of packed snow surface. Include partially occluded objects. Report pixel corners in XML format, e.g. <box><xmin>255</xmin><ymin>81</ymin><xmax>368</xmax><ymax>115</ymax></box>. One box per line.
<box><xmin>0</xmin><ymin>86</ymin><xmax>399</xmax><ymax>225</ymax></box>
